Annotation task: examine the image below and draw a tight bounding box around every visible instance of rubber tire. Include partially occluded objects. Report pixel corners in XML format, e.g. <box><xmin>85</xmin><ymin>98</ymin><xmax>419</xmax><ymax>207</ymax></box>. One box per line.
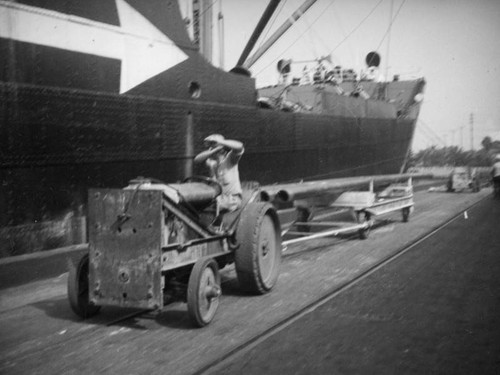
<box><xmin>472</xmin><ymin>180</ymin><xmax>480</xmax><ymax>193</ymax></box>
<box><xmin>68</xmin><ymin>253</ymin><xmax>101</xmax><ymax>319</ymax></box>
<box><xmin>187</xmin><ymin>258</ymin><xmax>221</xmax><ymax>327</ymax></box>
<box><xmin>402</xmin><ymin>207</ymin><xmax>410</xmax><ymax>222</ymax></box>
<box><xmin>446</xmin><ymin>179</ymin><xmax>454</xmax><ymax>192</ymax></box>
<box><xmin>235</xmin><ymin>202</ymin><xmax>281</xmax><ymax>294</ymax></box>
<box><xmin>296</xmin><ymin>207</ymin><xmax>312</xmax><ymax>233</ymax></box>
<box><xmin>357</xmin><ymin>211</ymin><xmax>370</xmax><ymax>240</ymax></box>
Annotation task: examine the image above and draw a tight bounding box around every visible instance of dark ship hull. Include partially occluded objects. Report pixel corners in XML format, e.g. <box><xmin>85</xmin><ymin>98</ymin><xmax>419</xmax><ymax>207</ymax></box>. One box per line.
<box><xmin>0</xmin><ymin>0</ymin><xmax>425</xmax><ymax>256</ymax></box>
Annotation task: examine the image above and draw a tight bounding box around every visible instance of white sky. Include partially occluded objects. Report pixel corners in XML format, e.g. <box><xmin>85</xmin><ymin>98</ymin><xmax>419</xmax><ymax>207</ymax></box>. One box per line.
<box><xmin>180</xmin><ymin>0</ymin><xmax>500</xmax><ymax>151</ymax></box>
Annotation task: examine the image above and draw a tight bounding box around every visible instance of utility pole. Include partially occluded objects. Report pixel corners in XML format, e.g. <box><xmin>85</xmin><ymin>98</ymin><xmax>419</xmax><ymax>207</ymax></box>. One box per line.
<box><xmin>469</xmin><ymin>112</ymin><xmax>474</xmax><ymax>151</ymax></box>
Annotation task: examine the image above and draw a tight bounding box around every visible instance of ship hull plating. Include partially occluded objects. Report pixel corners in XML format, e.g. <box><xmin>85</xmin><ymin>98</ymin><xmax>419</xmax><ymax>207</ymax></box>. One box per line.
<box><xmin>0</xmin><ymin>83</ymin><xmax>416</xmax><ymax>256</ymax></box>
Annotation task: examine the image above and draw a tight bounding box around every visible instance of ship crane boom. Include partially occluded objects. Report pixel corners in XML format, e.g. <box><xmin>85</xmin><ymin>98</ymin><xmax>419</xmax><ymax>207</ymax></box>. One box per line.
<box><xmin>244</xmin><ymin>0</ymin><xmax>318</xmax><ymax>69</ymax></box>
<box><xmin>237</xmin><ymin>0</ymin><xmax>281</xmax><ymax>67</ymax></box>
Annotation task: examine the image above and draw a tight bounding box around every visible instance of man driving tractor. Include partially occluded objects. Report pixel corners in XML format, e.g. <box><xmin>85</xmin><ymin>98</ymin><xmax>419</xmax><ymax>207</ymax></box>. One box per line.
<box><xmin>194</xmin><ymin>134</ymin><xmax>244</xmax><ymax>214</ymax></box>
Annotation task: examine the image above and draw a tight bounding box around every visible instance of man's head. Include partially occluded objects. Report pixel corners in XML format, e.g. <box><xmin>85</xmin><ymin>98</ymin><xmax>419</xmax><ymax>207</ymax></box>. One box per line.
<box><xmin>204</xmin><ymin>134</ymin><xmax>227</xmax><ymax>160</ymax></box>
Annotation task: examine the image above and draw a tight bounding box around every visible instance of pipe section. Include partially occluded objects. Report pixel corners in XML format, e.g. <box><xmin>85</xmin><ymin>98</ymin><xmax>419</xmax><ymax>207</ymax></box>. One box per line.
<box><xmin>261</xmin><ymin>173</ymin><xmax>433</xmax><ymax>202</ymax></box>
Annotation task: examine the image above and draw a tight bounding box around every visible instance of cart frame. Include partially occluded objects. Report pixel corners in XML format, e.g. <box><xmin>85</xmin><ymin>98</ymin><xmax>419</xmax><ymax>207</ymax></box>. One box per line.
<box><xmin>282</xmin><ymin>178</ymin><xmax>414</xmax><ymax>247</ymax></box>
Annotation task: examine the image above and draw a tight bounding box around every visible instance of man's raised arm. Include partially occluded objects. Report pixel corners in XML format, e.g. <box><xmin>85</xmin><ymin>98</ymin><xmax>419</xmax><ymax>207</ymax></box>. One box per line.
<box><xmin>194</xmin><ymin>146</ymin><xmax>224</xmax><ymax>164</ymax></box>
<box><xmin>217</xmin><ymin>139</ymin><xmax>244</xmax><ymax>154</ymax></box>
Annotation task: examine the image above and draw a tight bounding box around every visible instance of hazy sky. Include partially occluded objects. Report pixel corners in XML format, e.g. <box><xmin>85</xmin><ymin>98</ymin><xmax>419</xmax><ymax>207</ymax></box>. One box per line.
<box><xmin>183</xmin><ymin>0</ymin><xmax>500</xmax><ymax>151</ymax></box>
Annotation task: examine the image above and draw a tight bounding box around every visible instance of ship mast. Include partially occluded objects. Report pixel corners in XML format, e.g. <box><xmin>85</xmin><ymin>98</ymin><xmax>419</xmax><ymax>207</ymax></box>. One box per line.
<box><xmin>192</xmin><ymin>0</ymin><xmax>214</xmax><ymax>62</ymax></box>
<box><xmin>218</xmin><ymin>0</ymin><xmax>225</xmax><ymax>68</ymax></box>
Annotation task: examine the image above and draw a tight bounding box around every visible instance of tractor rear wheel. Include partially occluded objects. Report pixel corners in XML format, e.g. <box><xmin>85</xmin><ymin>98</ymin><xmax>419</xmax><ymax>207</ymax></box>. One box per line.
<box><xmin>235</xmin><ymin>202</ymin><xmax>281</xmax><ymax>294</ymax></box>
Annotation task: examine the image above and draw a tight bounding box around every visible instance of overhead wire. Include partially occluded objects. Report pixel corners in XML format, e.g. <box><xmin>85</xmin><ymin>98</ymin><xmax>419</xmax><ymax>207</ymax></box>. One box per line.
<box><xmin>255</xmin><ymin>0</ymin><xmax>391</xmax><ymax>78</ymax></box>
<box><xmin>375</xmin><ymin>0</ymin><xmax>407</xmax><ymax>51</ymax></box>
<box><xmin>328</xmin><ymin>0</ymin><xmax>384</xmax><ymax>56</ymax></box>
<box><xmin>300</xmin><ymin>14</ymin><xmax>319</xmax><ymax>58</ymax></box>
<box><xmin>295</xmin><ymin>3</ymin><xmax>330</xmax><ymax>58</ymax></box>
<box><xmin>419</xmin><ymin>119</ymin><xmax>446</xmax><ymax>145</ymax></box>
<box><xmin>256</xmin><ymin>0</ymin><xmax>288</xmax><ymax>52</ymax></box>
<box><xmin>330</xmin><ymin>3</ymin><xmax>353</xmax><ymax>68</ymax></box>
<box><xmin>417</xmin><ymin>119</ymin><xmax>447</xmax><ymax>147</ymax></box>
<box><xmin>198</xmin><ymin>0</ymin><xmax>218</xmax><ymax>18</ymax></box>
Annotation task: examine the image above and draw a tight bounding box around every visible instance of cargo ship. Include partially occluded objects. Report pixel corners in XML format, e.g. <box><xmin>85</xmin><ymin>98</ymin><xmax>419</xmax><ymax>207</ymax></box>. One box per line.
<box><xmin>0</xmin><ymin>0</ymin><xmax>425</xmax><ymax>256</ymax></box>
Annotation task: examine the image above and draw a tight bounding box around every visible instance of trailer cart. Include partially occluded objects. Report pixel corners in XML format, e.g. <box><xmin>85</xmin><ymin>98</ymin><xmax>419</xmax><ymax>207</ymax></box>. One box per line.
<box><xmin>282</xmin><ymin>178</ymin><xmax>414</xmax><ymax>246</ymax></box>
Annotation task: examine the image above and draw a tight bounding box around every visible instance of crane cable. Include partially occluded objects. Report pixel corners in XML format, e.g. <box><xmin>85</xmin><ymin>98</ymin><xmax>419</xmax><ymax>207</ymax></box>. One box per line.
<box><xmin>255</xmin><ymin>0</ymin><xmax>392</xmax><ymax>78</ymax></box>
<box><xmin>255</xmin><ymin>0</ymin><xmax>336</xmax><ymax>76</ymax></box>
<box><xmin>375</xmin><ymin>0</ymin><xmax>407</xmax><ymax>51</ymax></box>
<box><xmin>328</xmin><ymin>0</ymin><xmax>384</xmax><ymax>56</ymax></box>
<box><xmin>256</xmin><ymin>0</ymin><xmax>288</xmax><ymax>52</ymax></box>
<box><xmin>375</xmin><ymin>0</ymin><xmax>407</xmax><ymax>81</ymax></box>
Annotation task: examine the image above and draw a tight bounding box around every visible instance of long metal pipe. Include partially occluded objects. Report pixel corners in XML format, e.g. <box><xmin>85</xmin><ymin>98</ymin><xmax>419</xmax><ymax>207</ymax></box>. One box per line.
<box><xmin>237</xmin><ymin>0</ymin><xmax>281</xmax><ymax>67</ymax></box>
<box><xmin>244</xmin><ymin>0</ymin><xmax>317</xmax><ymax>69</ymax></box>
<box><xmin>260</xmin><ymin>173</ymin><xmax>434</xmax><ymax>202</ymax></box>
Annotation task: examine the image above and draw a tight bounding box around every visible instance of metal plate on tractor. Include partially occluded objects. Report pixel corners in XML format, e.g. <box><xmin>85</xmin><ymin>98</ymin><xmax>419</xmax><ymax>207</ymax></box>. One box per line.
<box><xmin>88</xmin><ymin>189</ymin><xmax>163</xmax><ymax>310</ymax></box>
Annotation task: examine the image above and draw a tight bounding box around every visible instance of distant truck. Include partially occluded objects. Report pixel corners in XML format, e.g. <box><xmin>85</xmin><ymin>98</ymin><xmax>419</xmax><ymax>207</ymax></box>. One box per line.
<box><xmin>447</xmin><ymin>167</ymin><xmax>481</xmax><ymax>193</ymax></box>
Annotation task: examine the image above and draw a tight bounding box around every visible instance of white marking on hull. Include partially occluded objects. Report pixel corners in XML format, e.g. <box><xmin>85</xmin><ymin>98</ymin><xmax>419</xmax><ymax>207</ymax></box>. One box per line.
<box><xmin>0</xmin><ymin>0</ymin><xmax>188</xmax><ymax>93</ymax></box>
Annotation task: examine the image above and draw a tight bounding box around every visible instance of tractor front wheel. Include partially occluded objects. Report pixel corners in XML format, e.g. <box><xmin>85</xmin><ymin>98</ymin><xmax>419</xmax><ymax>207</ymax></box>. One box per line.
<box><xmin>68</xmin><ymin>253</ymin><xmax>101</xmax><ymax>319</ymax></box>
<box><xmin>187</xmin><ymin>257</ymin><xmax>221</xmax><ymax>327</ymax></box>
